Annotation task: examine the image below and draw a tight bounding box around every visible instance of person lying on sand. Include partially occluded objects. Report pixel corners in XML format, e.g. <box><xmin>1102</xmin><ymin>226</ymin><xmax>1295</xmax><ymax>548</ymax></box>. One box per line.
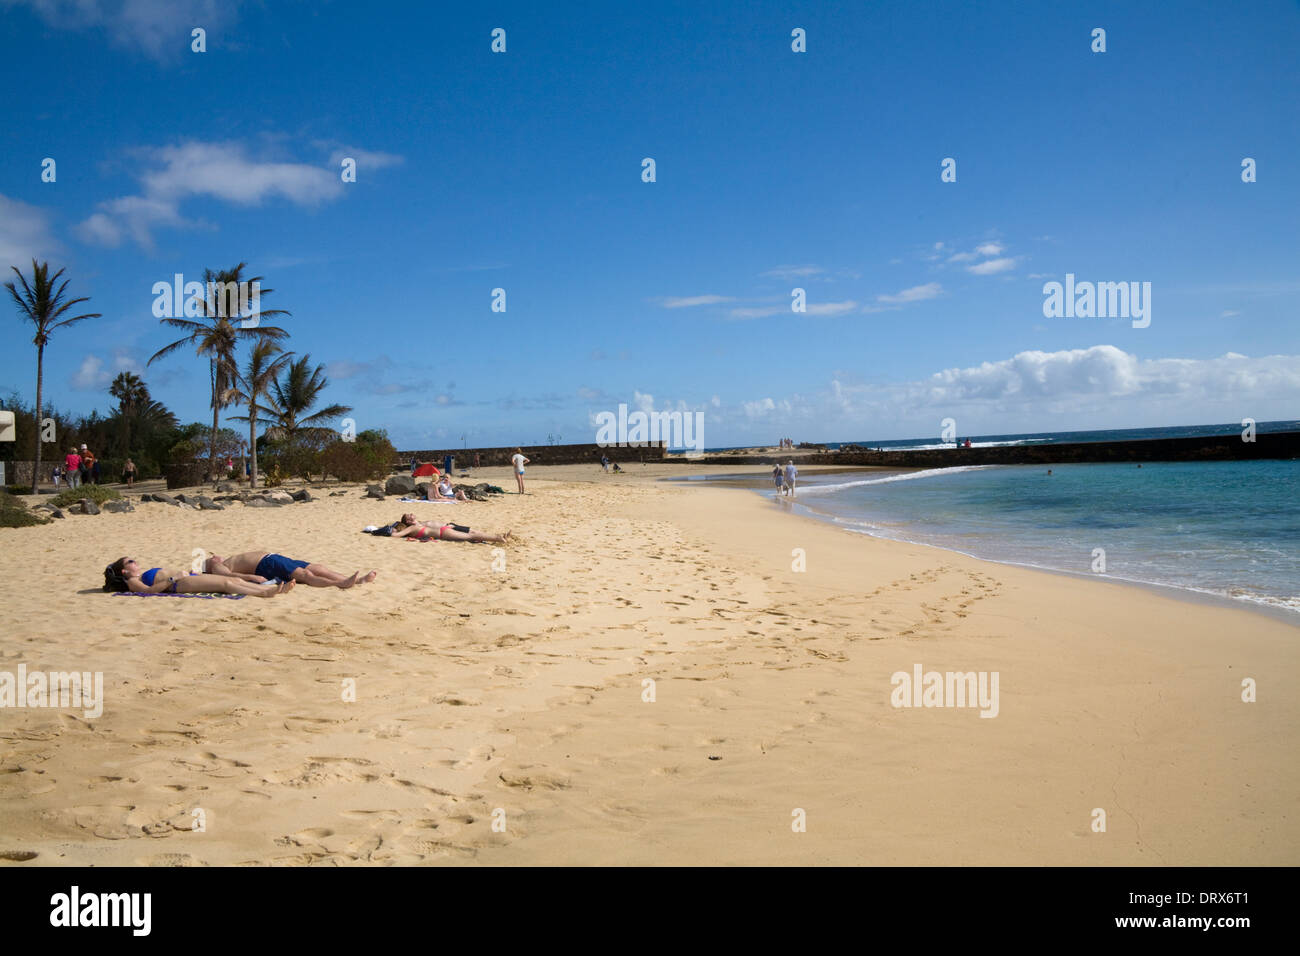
<box><xmin>391</xmin><ymin>514</ymin><xmax>510</xmax><ymax>544</ymax></box>
<box><xmin>103</xmin><ymin>557</ymin><xmax>291</xmax><ymax>597</ymax></box>
<box><xmin>204</xmin><ymin>550</ymin><xmax>377</xmax><ymax>589</ymax></box>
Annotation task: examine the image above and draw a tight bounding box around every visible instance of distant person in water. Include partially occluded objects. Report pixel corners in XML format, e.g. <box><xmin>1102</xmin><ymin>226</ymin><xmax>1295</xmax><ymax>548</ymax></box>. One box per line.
<box><xmin>390</xmin><ymin>514</ymin><xmax>510</xmax><ymax>543</ymax></box>
<box><xmin>204</xmin><ymin>551</ymin><xmax>375</xmax><ymax>588</ymax></box>
<box><xmin>103</xmin><ymin>557</ymin><xmax>291</xmax><ymax>597</ymax></box>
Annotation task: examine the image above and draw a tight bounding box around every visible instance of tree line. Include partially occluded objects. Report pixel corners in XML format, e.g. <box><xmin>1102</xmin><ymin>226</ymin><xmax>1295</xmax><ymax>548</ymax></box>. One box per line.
<box><xmin>4</xmin><ymin>259</ymin><xmax>393</xmax><ymax>491</ymax></box>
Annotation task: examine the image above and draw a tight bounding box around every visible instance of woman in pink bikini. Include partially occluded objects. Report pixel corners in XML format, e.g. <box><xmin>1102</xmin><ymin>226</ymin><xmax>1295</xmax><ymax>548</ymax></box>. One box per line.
<box><xmin>390</xmin><ymin>513</ymin><xmax>510</xmax><ymax>544</ymax></box>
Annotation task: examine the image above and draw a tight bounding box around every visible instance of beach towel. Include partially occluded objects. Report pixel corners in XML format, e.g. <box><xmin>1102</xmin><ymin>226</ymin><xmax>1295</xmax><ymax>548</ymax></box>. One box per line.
<box><xmin>113</xmin><ymin>591</ymin><xmax>245</xmax><ymax>600</ymax></box>
<box><xmin>397</xmin><ymin>497</ymin><xmax>458</xmax><ymax>503</ymax></box>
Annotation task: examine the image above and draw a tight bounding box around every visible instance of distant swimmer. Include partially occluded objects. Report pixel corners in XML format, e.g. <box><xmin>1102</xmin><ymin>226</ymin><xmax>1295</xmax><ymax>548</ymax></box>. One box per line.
<box><xmin>1047</xmin><ymin>469</ymin><xmax>1053</xmax><ymax>476</ymax></box>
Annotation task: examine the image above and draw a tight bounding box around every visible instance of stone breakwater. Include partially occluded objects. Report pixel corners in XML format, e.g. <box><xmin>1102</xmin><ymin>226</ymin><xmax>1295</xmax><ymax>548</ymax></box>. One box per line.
<box><xmin>681</xmin><ymin>431</ymin><xmax>1300</xmax><ymax>468</ymax></box>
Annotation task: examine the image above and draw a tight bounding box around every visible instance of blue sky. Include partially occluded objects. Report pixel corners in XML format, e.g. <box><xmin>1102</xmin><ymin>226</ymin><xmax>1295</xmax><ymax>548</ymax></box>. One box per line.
<box><xmin>2</xmin><ymin>0</ymin><xmax>1297</xmax><ymax>449</ymax></box>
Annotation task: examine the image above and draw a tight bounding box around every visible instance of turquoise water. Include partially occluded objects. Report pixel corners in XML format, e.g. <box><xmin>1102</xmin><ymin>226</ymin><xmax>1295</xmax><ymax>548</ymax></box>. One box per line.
<box><xmin>753</xmin><ymin>460</ymin><xmax>1300</xmax><ymax>615</ymax></box>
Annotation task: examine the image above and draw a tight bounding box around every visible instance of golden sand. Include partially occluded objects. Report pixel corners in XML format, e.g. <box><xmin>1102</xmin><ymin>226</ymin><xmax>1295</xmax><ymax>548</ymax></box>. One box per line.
<box><xmin>1</xmin><ymin>463</ymin><xmax>1296</xmax><ymax>865</ymax></box>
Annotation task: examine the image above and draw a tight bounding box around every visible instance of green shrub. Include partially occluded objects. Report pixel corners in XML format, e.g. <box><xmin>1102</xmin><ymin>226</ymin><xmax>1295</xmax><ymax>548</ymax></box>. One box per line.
<box><xmin>320</xmin><ymin>431</ymin><xmax>396</xmax><ymax>483</ymax></box>
<box><xmin>0</xmin><ymin>490</ymin><xmax>49</xmax><ymax>527</ymax></box>
<box><xmin>50</xmin><ymin>484</ymin><xmax>122</xmax><ymax>508</ymax></box>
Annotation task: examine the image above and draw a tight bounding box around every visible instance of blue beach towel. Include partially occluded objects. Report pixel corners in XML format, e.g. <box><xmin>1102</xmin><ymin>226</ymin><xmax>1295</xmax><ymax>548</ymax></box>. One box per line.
<box><xmin>113</xmin><ymin>591</ymin><xmax>246</xmax><ymax>600</ymax></box>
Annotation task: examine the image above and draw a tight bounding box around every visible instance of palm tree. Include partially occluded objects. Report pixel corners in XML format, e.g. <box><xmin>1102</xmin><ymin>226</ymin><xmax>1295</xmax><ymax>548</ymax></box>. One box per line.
<box><xmin>147</xmin><ymin>263</ymin><xmax>288</xmax><ymax>480</ymax></box>
<box><xmin>108</xmin><ymin>371</ymin><xmax>149</xmax><ymax>457</ymax></box>
<box><xmin>4</xmin><ymin>260</ymin><xmax>101</xmax><ymax>493</ymax></box>
<box><xmin>265</xmin><ymin>355</ymin><xmax>352</xmax><ymax>477</ymax></box>
<box><xmin>227</xmin><ymin>340</ymin><xmax>293</xmax><ymax>488</ymax></box>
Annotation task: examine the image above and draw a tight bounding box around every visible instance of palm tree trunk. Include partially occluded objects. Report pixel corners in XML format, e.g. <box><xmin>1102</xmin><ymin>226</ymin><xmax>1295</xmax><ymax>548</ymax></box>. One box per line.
<box><xmin>208</xmin><ymin>358</ymin><xmax>219</xmax><ymax>483</ymax></box>
<box><xmin>249</xmin><ymin>412</ymin><xmax>259</xmax><ymax>489</ymax></box>
<box><xmin>32</xmin><ymin>343</ymin><xmax>44</xmax><ymax>495</ymax></box>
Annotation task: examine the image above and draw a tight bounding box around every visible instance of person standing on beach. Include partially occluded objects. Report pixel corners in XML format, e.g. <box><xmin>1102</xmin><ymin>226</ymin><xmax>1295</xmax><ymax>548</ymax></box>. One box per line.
<box><xmin>52</xmin><ymin>465</ymin><xmax>61</xmax><ymax>491</ymax></box>
<box><xmin>783</xmin><ymin>459</ymin><xmax>798</xmax><ymax>497</ymax></box>
<box><xmin>64</xmin><ymin>447</ymin><xmax>81</xmax><ymax>489</ymax></box>
<box><xmin>123</xmin><ymin>458</ymin><xmax>136</xmax><ymax>487</ymax></box>
<box><xmin>91</xmin><ymin>456</ymin><xmax>101</xmax><ymax>485</ymax></box>
<box><xmin>511</xmin><ymin>448</ymin><xmax>529</xmax><ymax>494</ymax></box>
<box><xmin>772</xmin><ymin>464</ymin><xmax>782</xmax><ymax>493</ymax></box>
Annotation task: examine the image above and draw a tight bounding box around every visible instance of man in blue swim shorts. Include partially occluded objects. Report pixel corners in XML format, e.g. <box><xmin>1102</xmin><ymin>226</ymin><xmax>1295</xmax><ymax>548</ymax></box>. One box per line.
<box><xmin>205</xmin><ymin>550</ymin><xmax>376</xmax><ymax>589</ymax></box>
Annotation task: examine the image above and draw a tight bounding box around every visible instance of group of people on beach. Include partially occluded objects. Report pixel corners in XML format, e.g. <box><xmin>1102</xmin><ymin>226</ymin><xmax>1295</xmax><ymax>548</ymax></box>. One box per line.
<box><xmin>100</xmin><ymin>448</ymin><xmax>528</xmax><ymax>598</ymax></box>
<box><xmin>104</xmin><ymin>550</ymin><xmax>379</xmax><ymax>598</ymax></box>
<box><xmin>54</xmin><ymin>445</ymin><xmax>138</xmax><ymax>489</ymax></box>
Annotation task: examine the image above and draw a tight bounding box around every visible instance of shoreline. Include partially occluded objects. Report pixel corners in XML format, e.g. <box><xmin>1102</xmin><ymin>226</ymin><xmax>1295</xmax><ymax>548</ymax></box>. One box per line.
<box><xmin>664</xmin><ymin>469</ymin><xmax>1300</xmax><ymax>626</ymax></box>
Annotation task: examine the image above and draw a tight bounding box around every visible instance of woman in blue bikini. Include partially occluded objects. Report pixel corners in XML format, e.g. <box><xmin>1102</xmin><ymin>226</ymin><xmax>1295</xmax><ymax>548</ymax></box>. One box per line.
<box><xmin>102</xmin><ymin>558</ymin><xmax>291</xmax><ymax>596</ymax></box>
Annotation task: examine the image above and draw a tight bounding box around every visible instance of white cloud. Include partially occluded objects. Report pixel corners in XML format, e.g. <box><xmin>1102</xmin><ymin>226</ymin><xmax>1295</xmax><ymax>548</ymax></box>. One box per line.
<box><xmin>0</xmin><ymin>194</ymin><xmax>59</xmax><ymax>271</ymax></box>
<box><xmin>877</xmin><ymin>282</ymin><xmax>943</xmax><ymax>305</ymax></box>
<box><xmin>74</xmin><ymin>141</ymin><xmax>347</xmax><ymax>249</ymax></box>
<box><xmin>1221</xmin><ymin>310</ymin><xmax>1241</xmax><ymax>318</ymax></box>
<box><xmin>742</xmin><ymin>396</ymin><xmax>793</xmax><ymax>419</ymax></box>
<box><xmin>325</xmin><ymin>147</ymin><xmax>404</xmax><ymax>171</ymax></box>
<box><xmin>728</xmin><ymin>304</ymin><xmax>785</xmax><ymax>319</ymax></box>
<box><xmin>967</xmin><ymin>257</ymin><xmax>1017</xmax><ymax>275</ymax></box>
<box><xmin>660</xmin><ymin>294</ymin><xmax>734</xmax><ymax>308</ymax></box>
<box><xmin>70</xmin><ymin>349</ymin><xmax>140</xmax><ymax>390</ymax></box>
<box><xmin>718</xmin><ymin>347</ymin><xmax>1300</xmax><ymax>439</ymax></box>
<box><xmin>975</xmin><ymin>242</ymin><xmax>1005</xmax><ymax>257</ymax></box>
<box><xmin>805</xmin><ymin>300</ymin><xmax>858</xmax><ymax>316</ymax></box>
<box><xmin>3</xmin><ymin>0</ymin><xmax>238</xmax><ymax>59</ymax></box>
<box><xmin>761</xmin><ymin>265</ymin><xmax>825</xmax><ymax>280</ymax></box>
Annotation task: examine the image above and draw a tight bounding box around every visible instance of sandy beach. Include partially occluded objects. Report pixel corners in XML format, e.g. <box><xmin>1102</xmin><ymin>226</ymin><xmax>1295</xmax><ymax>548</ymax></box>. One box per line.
<box><xmin>0</xmin><ymin>463</ymin><xmax>1296</xmax><ymax>866</ymax></box>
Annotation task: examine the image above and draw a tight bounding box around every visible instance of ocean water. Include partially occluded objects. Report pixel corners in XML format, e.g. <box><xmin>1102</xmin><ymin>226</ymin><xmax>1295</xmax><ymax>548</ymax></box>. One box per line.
<box><xmin>706</xmin><ymin>459</ymin><xmax>1300</xmax><ymax>616</ymax></box>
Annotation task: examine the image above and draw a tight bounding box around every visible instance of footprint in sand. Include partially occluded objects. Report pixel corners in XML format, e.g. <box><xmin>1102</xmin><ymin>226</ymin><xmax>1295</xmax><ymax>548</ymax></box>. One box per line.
<box><xmin>289</xmin><ymin>827</ymin><xmax>334</xmax><ymax>845</ymax></box>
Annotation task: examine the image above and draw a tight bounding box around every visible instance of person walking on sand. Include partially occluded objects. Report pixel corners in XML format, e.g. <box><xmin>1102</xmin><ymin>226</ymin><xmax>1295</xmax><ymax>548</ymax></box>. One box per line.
<box><xmin>123</xmin><ymin>458</ymin><xmax>136</xmax><ymax>487</ymax></box>
<box><xmin>783</xmin><ymin>459</ymin><xmax>798</xmax><ymax>497</ymax></box>
<box><xmin>511</xmin><ymin>448</ymin><xmax>529</xmax><ymax>494</ymax></box>
<box><xmin>771</xmin><ymin>464</ymin><xmax>783</xmax><ymax>493</ymax></box>
<box><xmin>52</xmin><ymin>465</ymin><xmax>61</xmax><ymax>491</ymax></box>
<box><xmin>204</xmin><ymin>551</ymin><xmax>377</xmax><ymax>589</ymax></box>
